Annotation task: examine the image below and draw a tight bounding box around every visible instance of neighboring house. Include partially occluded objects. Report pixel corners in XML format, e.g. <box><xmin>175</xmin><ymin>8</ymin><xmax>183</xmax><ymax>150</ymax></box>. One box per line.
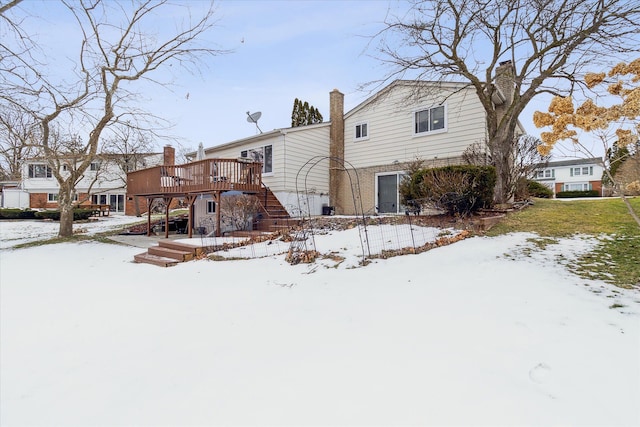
<box><xmin>532</xmin><ymin>157</ymin><xmax>604</xmax><ymax>197</ymax></box>
<box><xmin>5</xmin><ymin>151</ymin><xmax>165</xmax><ymax>212</ymax></box>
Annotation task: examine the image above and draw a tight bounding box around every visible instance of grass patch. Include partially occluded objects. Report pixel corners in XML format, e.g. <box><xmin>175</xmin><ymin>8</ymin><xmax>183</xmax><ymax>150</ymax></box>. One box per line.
<box><xmin>487</xmin><ymin>197</ymin><xmax>640</xmax><ymax>288</ymax></box>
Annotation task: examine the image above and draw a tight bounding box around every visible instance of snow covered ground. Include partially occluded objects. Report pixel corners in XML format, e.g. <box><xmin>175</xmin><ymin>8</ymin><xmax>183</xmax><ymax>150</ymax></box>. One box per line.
<box><xmin>1</xmin><ymin>216</ymin><xmax>639</xmax><ymax>426</ymax></box>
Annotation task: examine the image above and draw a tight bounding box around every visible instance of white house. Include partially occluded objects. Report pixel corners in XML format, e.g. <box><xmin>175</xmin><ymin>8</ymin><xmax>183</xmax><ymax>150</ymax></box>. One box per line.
<box><xmin>7</xmin><ymin>152</ymin><xmax>165</xmax><ymax>212</ymax></box>
<box><xmin>533</xmin><ymin>157</ymin><xmax>604</xmax><ymax>196</ymax></box>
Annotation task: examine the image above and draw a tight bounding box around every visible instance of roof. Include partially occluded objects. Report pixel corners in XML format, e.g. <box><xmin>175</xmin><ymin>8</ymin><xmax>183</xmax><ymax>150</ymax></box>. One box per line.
<box><xmin>344</xmin><ymin>79</ymin><xmax>472</xmax><ymax>119</ymax></box>
<box><xmin>536</xmin><ymin>157</ymin><xmax>603</xmax><ymax>168</ymax></box>
<box><xmin>201</xmin><ymin>121</ymin><xmax>330</xmax><ymax>156</ymax></box>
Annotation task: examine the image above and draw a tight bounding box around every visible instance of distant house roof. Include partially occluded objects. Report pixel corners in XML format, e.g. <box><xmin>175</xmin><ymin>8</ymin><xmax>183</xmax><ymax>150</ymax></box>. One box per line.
<box><xmin>537</xmin><ymin>157</ymin><xmax>603</xmax><ymax>168</ymax></box>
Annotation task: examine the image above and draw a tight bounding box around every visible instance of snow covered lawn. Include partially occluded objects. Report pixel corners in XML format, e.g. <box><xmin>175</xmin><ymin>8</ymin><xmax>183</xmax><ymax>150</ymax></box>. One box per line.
<box><xmin>1</xmin><ymin>217</ymin><xmax>639</xmax><ymax>425</ymax></box>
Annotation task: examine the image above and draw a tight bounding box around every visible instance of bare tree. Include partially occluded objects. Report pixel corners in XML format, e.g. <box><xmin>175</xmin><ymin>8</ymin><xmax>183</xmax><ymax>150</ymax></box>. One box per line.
<box><xmin>371</xmin><ymin>0</ymin><xmax>640</xmax><ymax>204</ymax></box>
<box><xmin>0</xmin><ymin>104</ymin><xmax>39</xmax><ymax>180</ymax></box>
<box><xmin>1</xmin><ymin>0</ymin><xmax>227</xmax><ymax>236</ymax></box>
<box><xmin>463</xmin><ymin>135</ymin><xmax>549</xmax><ymax>200</ymax></box>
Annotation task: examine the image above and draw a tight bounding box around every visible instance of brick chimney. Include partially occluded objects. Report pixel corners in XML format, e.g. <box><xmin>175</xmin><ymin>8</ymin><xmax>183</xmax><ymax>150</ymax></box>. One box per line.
<box><xmin>163</xmin><ymin>144</ymin><xmax>175</xmax><ymax>166</ymax></box>
<box><xmin>329</xmin><ymin>89</ymin><xmax>344</xmax><ymax>211</ymax></box>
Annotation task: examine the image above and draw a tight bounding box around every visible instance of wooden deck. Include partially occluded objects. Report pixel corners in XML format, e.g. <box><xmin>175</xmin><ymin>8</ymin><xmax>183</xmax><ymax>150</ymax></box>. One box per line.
<box><xmin>127</xmin><ymin>158</ymin><xmax>270</xmax><ymax>239</ymax></box>
<box><xmin>127</xmin><ymin>158</ymin><xmax>262</xmax><ymax>197</ymax></box>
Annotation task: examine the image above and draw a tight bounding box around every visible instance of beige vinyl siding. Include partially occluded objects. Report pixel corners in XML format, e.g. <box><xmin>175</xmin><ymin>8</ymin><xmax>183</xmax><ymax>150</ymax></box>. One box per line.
<box><xmin>281</xmin><ymin>125</ymin><xmax>330</xmax><ymax>194</ymax></box>
<box><xmin>204</xmin><ymin>134</ymin><xmax>285</xmax><ymax>191</ymax></box>
<box><xmin>344</xmin><ymin>84</ymin><xmax>486</xmax><ymax>168</ymax></box>
<box><xmin>202</xmin><ymin>124</ymin><xmax>330</xmax><ymax>195</ymax></box>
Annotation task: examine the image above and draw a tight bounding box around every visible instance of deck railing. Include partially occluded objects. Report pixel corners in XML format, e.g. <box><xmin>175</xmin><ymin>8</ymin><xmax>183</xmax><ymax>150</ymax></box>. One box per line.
<box><xmin>127</xmin><ymin>158</ymin><xmax>263</xmax><ymax>196</ymax></box>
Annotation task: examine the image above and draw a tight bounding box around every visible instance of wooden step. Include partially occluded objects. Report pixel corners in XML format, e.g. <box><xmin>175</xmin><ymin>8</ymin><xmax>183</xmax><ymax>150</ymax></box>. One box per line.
<box><xmin>148</xmin><ymin>246</ymin><xmax>194</xmax><ymax>261</ymax></box>
<box><xmin>158</xmin><ymin>240</ymin><xmax>204</xmax><ymax>256</ymax></box>
<box><xmin>134</xmin><ymin>252</ymin><xmax>179</xmax><ymax>267</ymax></box>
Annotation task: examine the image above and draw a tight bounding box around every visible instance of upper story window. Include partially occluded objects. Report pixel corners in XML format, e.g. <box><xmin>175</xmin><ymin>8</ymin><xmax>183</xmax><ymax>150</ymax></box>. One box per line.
<box><xmin>571</xmin><ymin>166</ymin><xmax>593</xmax><ymax>176</ymax></box>
<box><xmin>90</xmin><ymin>162</ymin><xmax>100</xmax><ymax>171</ymax></box>
<box><xmin>28</xmin><ymin>164</ymin><xmax>52</xmax><ymax>178</ymax></box>
<box><xmin>354</xmin><ymin>122</ymin><xmax>368</xmax><ymax>141</ymax></box>
<box><xmin>241</xmin><ymin>145</ymin><xmax>272</xmax><ymax>174</ymax></box>
<box><xmin>414</xmin><ymin>105</ymin><xmax>446</xmax><ymax>135</ymax></box>
<box><xmin>536</xmin><ymin>169</ymin><xmax>554</xmax><ymax>178</ymax></box>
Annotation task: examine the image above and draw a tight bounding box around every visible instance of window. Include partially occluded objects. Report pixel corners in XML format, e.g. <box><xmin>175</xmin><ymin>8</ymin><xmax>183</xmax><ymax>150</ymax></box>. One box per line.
<box><xmin>571</xmin><ymin>166</ymin><xmax>593</xmax><ymax>176</ymax></box>
<box><xmin>207</xmin><ymin>200</ymin><xmax>216</xmax><ymax>214</ymax></box>
<box><xmin>536</xmin><ymin>169</ymin><xmax>554</xmax><ymax>179</ymax></box>
<box><xmin>355</xmin><ymin>123</ymin><xmax>368</xmax><ymax>140</ymax></box>
<box><xmin>241</xmin><ymin>145</ymin><xmax>272</xmax><ymax>173</ymax></box>
<box><xmin>90</xmin><ymin>162</ymin><xmax>100</xmax><ymax>171</ymax></box>
<box><xmin>414</xmin><ymin>105</ymin><xmax>445</xmax><ymax>135</ymax></box>
<box><xmin>564</xmin><ymin>183</ymin><xmax>591</xmax><ymax>191</ymax></box>
<box><xmin>48</xmin><ymin>193</ymin><xmax>78</xmax><ymax>202</ymax></box>
<box><xmin>28</xmin><ymin>164</ymin><xmax>52</xmax><ymax>178</ymax></box>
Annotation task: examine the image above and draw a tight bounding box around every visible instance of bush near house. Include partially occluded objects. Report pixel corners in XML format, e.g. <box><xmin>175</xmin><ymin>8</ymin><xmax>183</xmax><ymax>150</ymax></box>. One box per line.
<box><xmin>34</xmin><ymin>209</ymin><xmax>95</xmax><ymax>221</ymax></box>
<box><xmin>556</xmin><ymin>190</ymin><xmax>600</xmax><ymax>198</ymax></box>
<box><xmin>400</xmin><ymin>165</ymin><xmax>496</xmax><ymax>216</ymax></box>
<box><xmin>0</xmin><ymin>208</ymin><xmax>38</xmax><ymax>219</ymax></box>
<box><xmin>527</xmin><ymin>180</ymin><xmax>554</xmax><ymax>198</ymax></box>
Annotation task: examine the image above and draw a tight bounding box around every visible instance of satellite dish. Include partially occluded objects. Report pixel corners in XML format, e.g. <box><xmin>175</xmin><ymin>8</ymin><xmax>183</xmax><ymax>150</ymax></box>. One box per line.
<box><xmin>246</xmin><ymin>111</ymin><xmax>263</xmax><ymax>133</ymax></box>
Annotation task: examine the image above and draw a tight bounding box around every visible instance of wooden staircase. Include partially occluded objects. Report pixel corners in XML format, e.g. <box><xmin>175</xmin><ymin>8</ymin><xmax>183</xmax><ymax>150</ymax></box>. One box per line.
<box><xmin>254</xmin><ymin>187</ymin><xmax>295</xmax><ymax>232</ymax></box>
<box><xmin>134</xmin><ymin>240</ymin><xmax>203</xmax><ymax>267</ymax></box>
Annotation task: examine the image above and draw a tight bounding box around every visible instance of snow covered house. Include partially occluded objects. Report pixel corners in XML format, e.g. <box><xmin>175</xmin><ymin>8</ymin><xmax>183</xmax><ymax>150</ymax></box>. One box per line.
<box><xmin>532</xmin><ymin>157</ymin><xmax>604</xmax><ymax>197</ymax></box>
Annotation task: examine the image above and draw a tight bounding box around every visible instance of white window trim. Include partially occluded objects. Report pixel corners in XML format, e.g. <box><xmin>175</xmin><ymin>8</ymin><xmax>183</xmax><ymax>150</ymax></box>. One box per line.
<box><xmin>412</xmin><ymin>104</ymin><xmax>447</xmax><ymax>137</ymax></box>
<box><xmin>240</xmin><ymin>144</ymin><xmax>273</xmax><ymax>174</ymax></box>
<box><xmin>206</xmin><ymin>200</ymin><xmax>216</xmax><ymax>214</ymax></box>
<box><xmin>354</xmin><ymin>122</ymin><xmax>369</xmax><ymax>141</ymax></box>
<box><xmin>374</xmin><ymin>171</ymin><xmax>407</xmax><ymax>214</ymax></box>
<box><xmin>28</xmin><ymin>164</ymin><xmax>52</xmax><ymax>179</ymax></box>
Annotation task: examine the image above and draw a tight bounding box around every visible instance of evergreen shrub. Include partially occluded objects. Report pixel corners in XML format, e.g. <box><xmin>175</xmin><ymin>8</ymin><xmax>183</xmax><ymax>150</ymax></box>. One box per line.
<box><xmin>556</xmin><ymin>190</ymin><xmax>600</xmax><ymax>198</ymax></box>
<box><xmin>0</xmin><ymin>208</ymin><xmax>38</xmax><ymax>219</ymax></box>
<box><xmin>400</xmin><ymin>165</ymin><xmax>496</xmax><ymax>216</ymax></box>
<box><xmin>527</xmin><ymin>180</ymin><xmax>554</xmax><ymax>198</ymax></box>
<box><xmin>34</xmin><ymin>209</ymin><xmax>95</xmax><ymax>221</ymax></box>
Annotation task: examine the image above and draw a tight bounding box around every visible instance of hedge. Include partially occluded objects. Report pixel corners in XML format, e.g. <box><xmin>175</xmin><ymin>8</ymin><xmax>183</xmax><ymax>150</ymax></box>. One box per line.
<box><xmin>556</xmin><ymin>190</ymin><xmax>600</xmax><ymax>198</ymax></box>
<box><xmin>0</xmin><ymin>208</ymin><xmax>38</xmax><ymax>219</ymax></box>
<box><xmin>34</xmin><ymin>209</ymin><xmax>96</xmax><ymax>221</ymax></box>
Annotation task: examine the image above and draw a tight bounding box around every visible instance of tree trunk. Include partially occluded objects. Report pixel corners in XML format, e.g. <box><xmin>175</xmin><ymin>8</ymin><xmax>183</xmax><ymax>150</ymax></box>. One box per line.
<box><xmin>488</xmin><ymin>128</ymin><xmax>516</xmax><ymax>205</ymax></box>
<box><xmin>58</xmin><ymin>184</ymin><xmax>75</xmax><ymax>237</ymax></box>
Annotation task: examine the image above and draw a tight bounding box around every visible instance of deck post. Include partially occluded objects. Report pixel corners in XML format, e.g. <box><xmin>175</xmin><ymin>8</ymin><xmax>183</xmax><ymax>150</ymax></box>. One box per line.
<box><xmin>214</xmin><ymin>191</ymin><xmax>222</xmax><ymax>237</ymax></box>
<box><xmin>184</xmin><ymin>195</ymin><xmax>197</xmax><ymax>238</ymax></box>
<box><xmin>146</xmin><ymin>198</ymin><xmax>153</xmax><ymax>236</ymax></box>
<box><xmin>163</xmin><ymin>197</ymin><xmax>172</xmax><ymax>239</ymax></box>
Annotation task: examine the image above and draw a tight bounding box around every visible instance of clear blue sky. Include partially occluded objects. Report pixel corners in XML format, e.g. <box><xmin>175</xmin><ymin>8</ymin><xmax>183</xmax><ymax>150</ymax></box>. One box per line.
<box><xmin>8</xmin><ymin>0</ymin><xmax>606</xmax><ymax>158</ymax></box>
